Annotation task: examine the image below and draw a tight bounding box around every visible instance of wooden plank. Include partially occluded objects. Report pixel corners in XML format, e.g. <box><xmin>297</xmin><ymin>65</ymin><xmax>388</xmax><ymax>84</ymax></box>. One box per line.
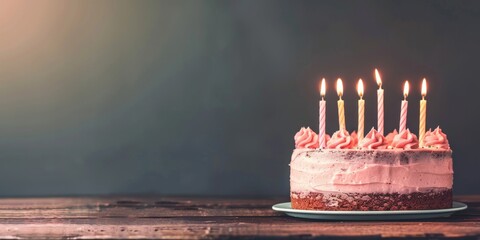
<box><xmin>0</xmin><ymin>217</ymin><xmax>479</xmax><ymax>239</ymax></box>
<box><xmin>0</xmin><ymin>197</ymin><xmax>288</xmax><ymax>219</ymax></box>
<box><xmin>0</xmin><ymin>196</ymin><xmax>476</xmax><ymax>239</ymax></box>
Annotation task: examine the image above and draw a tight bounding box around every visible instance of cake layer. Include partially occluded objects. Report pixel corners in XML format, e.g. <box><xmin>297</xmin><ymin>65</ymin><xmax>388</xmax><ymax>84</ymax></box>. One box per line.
<box><xmin>290</xmin><ymin>149</ymin><xmax>453</xmax><ymax>194</ymax></box>
<box><xmin>291</xmin><ymin>189</ymin><xmax>452</xmax><ymax>210</ymax></box>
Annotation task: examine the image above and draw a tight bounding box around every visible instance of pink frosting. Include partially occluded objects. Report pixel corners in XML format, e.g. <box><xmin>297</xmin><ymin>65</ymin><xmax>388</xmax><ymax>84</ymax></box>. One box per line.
<box><xmin>325</xmin><ymin>134</ymin><xmax>331</xmax><ymax>144</ymax></box>
<box><xmin>391</xmin><ymin>129</ymin><xmax>419</xmax><ymax>149</ymax></box>
<box><xmin>350</xmin><ymin>131</ymin><xmax>358</xmax><ymax>147</ymax></box>
<box><xmin>290</xmin><ymin>149</ymin><xmax>453</xmax><ymax>194</ymax></box>
<box><xmin>359</xmin><ymin>128</ymin><xmax>388</xmax><ymax>149</ymax></box>
<box><xmin>294</xmin><ymin>127</ymin><xmax>319</xmax><ymax>149</ymax></box>
<box><xmin>423</xmin><ymin>127</ymin><xmax>450</xmax><ymax>150</ymax></box>
<box><xmin>385</xmin><ymin>129</ymin><xmax>398</xmax><ymax>145</ymax></box>
<box><xmin>326</xmin><ymin>130</ymin><xmax>357</xmax><ymax>149</ymax></box>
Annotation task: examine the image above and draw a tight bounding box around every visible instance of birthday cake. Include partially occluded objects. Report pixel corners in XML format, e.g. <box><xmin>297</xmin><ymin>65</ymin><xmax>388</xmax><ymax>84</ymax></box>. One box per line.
<box><xmin>290</xmin><ymin>76</ymin><xmax>453</xmax><ymax>211</ymax></box>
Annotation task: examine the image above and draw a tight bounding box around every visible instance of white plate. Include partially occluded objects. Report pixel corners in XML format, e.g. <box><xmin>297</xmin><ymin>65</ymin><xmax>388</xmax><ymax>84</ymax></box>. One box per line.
<box><xmin>272</xmin><ymin>201</ymin><xmax>467</xmax><ymax>220</ymax></box>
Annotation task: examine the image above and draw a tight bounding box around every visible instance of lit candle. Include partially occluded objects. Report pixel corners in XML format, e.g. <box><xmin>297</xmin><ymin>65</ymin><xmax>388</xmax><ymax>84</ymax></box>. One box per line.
<box><xmin>357</xmin><ymin>79</ymin><xmax>365</xmax><ymax>141</ymax></box>
<box><xmin>399</xmin><ymin>81</ymin><xmax>409</xmax><ymax>133</ymax></box>
<box><xmin>375</xmin><ymin>69</ymin><xmax>384</xmax><ymax>135</ymax></box>
<box><xmin>419</xmin><ymin>78</ymin><xmax>427</xmax><ymax>147</ymax></box>
<box><xmin>336</xmin><ymin>78</ymin><xmax>346</xmax><ymax>130</ymax></box>
<box><xmin>319</xmin><ymin>78</ymin><xmax>327</xmax><ymax>148</ymax></box>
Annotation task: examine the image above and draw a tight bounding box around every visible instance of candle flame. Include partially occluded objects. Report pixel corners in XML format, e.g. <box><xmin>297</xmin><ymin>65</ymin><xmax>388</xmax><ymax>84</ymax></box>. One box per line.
<box><xmin>375</xmin><ymin>68</ymin><xmax>382</xmax><ymax>88</ymax></box>
<box><xmin>421</xmin><ymin>78</ymin><xmax>427</xmax><ymax>98</ymax></box>
<box><xmin>403</xmin><ymin>81</ymin><xmax>409</xmax><ymax>99</ymax></box>
<box><xmin>336</xmin><ymin>78</ymin><xmax>343</xmax><ymax>98</ymax></box>
<box><xmin>357</xmin><ymin>79</ymin><xmax>364</xmax><ymax>98</ymax></box>
<box><xmin>320</xmin><ymin>78</ymin><xmax>326</xmax><ymax>98</ymax></box>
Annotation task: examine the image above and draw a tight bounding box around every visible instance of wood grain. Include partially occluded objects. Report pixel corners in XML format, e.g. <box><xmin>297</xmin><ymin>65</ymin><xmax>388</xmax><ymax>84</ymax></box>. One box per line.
<box><xmin>0</xmin><ymin>196</ymin><xmax>477</xmax><ymax>239</ymax></box>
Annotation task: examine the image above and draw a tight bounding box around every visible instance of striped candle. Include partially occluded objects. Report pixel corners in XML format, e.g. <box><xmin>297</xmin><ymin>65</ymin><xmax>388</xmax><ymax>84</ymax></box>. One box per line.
<box><xmin>336</xmin><ymin>79</ymin><xmax>346</xmax><ymax>130</ymax></box>
<box><xmin>357</xmin><ymin>79</ymin><xmax>365</xmax><ymax>141</ymax></box>
<box><xmin>375</xmin><ymin>69</ymin><xmax>384</xmax><ymax>135</ymax></box>
<box><xmin>419</xmin><ymin>79</ymin><xmax>427</xmax><ymax>147</ymax></box>
<box><xmin>399</xmin><ymin>81</ymin><xmax>409</xmax><ymax>133</ymax></box>
<box><xmin>319</xmin><ymin>78</ymin><xmax>326</xmax><ymax>148</ymax></box>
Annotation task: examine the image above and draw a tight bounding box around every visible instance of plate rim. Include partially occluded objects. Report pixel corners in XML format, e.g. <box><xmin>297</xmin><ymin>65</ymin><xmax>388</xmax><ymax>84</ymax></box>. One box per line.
<box><xmin>272</xmin><ymin>201</ymin><xmax>467</xmax><ymax>215</ymax></box>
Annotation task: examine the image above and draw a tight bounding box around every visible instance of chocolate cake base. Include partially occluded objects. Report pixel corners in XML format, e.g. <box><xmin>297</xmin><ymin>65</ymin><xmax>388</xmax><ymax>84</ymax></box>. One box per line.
<box><xmin>291</xmin><ymin>189</ymin><xmax>452</xmax><ymax>211</ymax></box>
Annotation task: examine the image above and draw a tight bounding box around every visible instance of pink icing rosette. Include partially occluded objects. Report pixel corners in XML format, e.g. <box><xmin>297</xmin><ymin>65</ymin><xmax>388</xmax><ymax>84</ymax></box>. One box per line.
<box><xmin>391</xmin><ymin>129</ymin><xmax>419</xmax><ymax>149</ymax></box>
<box><xmin>294</xmin><ymin>127</ymin><xmax>319</xmax><ymax>149</ymax></box>
<box><xmin>326</xmin><ymin>129</ymin><xmax>357</xmax><ymax>149</ymax></box>
<box><xmin>423</xmin><ymin>127</ymin><xmax>450</xmax><ymax>149</ymax></box>
<box><xmin>359</xmin><ymin>128</ymin><xmax>388</xmax><ymax>149</ymax></box>
<box><xmin>325</xmin><ymin>134</ymin><xmax>331</xmax><ymax>143</ymax></box>
<box><xmin>350</xmin><ymin>131</ymin><xmax>358</xmax><ymax>147</ymax></box>
<box><xmin>385</xmin><ymin>129</ymin><xmax>398</xmax><ymax>146</ymax></box>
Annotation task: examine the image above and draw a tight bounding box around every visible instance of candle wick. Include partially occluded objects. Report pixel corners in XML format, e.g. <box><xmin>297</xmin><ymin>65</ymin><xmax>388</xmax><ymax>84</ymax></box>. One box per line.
<box><xmin>322</xmin><ymin>96</ymin><xmax>325</xmax><ymax>101</ymax></box>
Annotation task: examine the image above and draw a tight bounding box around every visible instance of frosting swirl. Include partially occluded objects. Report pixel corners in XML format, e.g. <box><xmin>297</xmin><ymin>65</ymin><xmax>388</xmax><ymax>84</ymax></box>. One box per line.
<box><xmin>350</xmin><ymin>131</ymin><xmax>359</xmax><ymax>148</ymax></box>
<box><xmin>326</xmin><ymin>129</ymin><xmax>357</xmax><ymax>149</ymax></box>
<box><xmin>423</xmin><ymin>127</ymin><xmax>450</xmax><ymax>149</ymax></box>
<box><xmin>391</xmin><ymin>129</ymin><xmax>419</xmax><ymax>149</ymax></box>
<box><xmin>359</xmin><ymin>128</ymin><xmax>388</xmax><ymax>149</ymax></box>
<box><xmin>385</xmin><ymin>129</ymin><xmax>398</xmax><ymax>146</ymax></box>
<box><xmin>294</xmin><ymin>127</ymin><xmax>319</xmax><ymax>149</ymax></box>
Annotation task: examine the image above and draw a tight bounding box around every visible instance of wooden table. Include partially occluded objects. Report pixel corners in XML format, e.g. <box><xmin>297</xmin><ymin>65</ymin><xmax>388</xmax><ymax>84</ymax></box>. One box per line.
<box><xmin>0</xmin><ymin>195</ymin><xmax>478</xmax><ymax>239</ymax></box>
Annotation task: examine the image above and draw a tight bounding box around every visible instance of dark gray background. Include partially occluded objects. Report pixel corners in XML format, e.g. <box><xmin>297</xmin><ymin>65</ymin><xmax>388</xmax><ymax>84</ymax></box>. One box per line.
<box><xmin>0</xmin><ymin>0</ymin><xmax>478</xmax><ymax>196</ymax></box>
